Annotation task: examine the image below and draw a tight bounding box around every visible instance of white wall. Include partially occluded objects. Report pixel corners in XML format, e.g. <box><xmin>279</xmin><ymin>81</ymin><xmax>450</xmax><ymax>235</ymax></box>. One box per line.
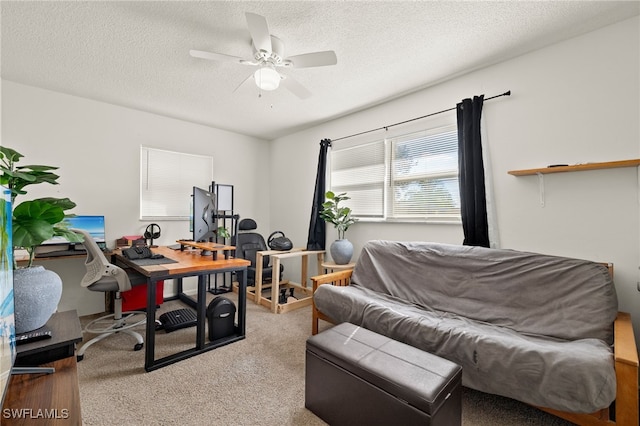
<box><xmin>2</xmin><ymin>81</ymin><xmax>270</xmax><ymax>315</ymax></box>
<box><xmin>2</xmin><ymin>17</ymin><xmax>638</xmax><ymax>340</ymax></box>
<box><xmin>271</xmin><ymin>18</ymin><xmax>640</xmax><ymax>336</ymax></box>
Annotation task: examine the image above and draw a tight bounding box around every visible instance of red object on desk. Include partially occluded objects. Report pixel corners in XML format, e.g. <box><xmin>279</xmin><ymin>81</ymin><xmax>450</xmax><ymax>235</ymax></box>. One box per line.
<box><xmin>122</xmin><ymin>281</ymin><xmax>164</xmax><ymax>311</ymax></box>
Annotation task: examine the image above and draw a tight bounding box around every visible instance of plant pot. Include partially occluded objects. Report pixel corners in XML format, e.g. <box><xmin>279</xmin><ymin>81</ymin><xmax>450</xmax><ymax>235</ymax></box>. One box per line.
<box><xmin>13</xmin><ymin>265</ymin><xmax>62</xmax><ymax>334</ymax></box>
<box><xmin>330</xmin><ymin>239</ymin><xmax>353</xmax><ymax>265</ymax></box>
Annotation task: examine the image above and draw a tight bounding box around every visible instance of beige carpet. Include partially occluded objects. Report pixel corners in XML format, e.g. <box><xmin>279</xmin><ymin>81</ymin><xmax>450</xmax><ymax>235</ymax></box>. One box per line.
<box><xmin>77</xmin><ymin>292</ymin><xmax>572</xmax><ymax>425</ymax></box>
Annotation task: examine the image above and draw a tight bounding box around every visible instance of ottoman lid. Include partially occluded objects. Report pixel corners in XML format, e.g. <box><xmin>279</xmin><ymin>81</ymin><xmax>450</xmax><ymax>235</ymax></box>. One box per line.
<box><xmin>307</xmin><ymin>322</ymin><xmax>462</xmax><ymax>415</ymax></box>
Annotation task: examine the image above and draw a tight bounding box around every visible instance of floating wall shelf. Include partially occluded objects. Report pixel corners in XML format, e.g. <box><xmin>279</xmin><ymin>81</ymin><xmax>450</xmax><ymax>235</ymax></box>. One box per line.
<box><xmin>508</xmin><ymin>158</ymin><xmax>640</xmax><ymax>207</ymax></box>
<box><xmin>508</xmin><ymin>159</ymin><xmax>640</xmax><ymax>176</ymax></box>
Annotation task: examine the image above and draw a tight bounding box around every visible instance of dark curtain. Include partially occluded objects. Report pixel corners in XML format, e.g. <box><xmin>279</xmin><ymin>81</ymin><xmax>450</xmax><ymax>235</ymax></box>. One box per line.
<box><xmin>306</xmin><ymin>139</ymin><xmax>332</xmax><ymax>250</ymax></box>
<box><xmin>457</xmin><ymin>95</ymin><xmax>490</xmax><ymax>248</ymax></box>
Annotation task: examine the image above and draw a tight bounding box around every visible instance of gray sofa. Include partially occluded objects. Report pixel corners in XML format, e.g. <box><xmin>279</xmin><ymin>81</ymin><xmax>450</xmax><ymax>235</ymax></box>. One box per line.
<box><xmin>312</xmin><ymin>240</ymin><xmax>639</xmax><ymax>425</ymax></box>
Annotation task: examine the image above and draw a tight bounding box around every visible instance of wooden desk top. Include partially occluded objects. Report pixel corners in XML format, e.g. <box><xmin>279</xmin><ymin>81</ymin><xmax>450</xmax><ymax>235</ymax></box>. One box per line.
<box><xmin>176</xmin><ymin>240</ymin><xmax>235</xmax><ymax>252</ymax></box>
<box><xmin>2</xmin><ymin>357</ymin><xmax>81</xmax><ymax>425</ymax></box>
<box><xmin>112</xmin><ymin>246</ymin><xmax>250</xmax><ymax>278</ymax></box>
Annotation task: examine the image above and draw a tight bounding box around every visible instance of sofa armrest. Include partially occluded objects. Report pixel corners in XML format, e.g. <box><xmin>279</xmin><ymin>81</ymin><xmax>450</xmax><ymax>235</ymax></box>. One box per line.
<box><xmin>311</xmin><ymin>269</ymin><xmax>353</xmax><ymax>292</ymax></box>
<box><xmin>613</xmin><ymin>311</ymin><xmax>638</xmax><ymax>426</ymax></box>
<box><xmin>539</xmin><ymin>311</ymin><xmax>639</xmax><ymax>425</ymax></box>
<box><xmin>310</xmin><ymin>269</ymin><xmax>353</xmax><ymax>335</ymax></box>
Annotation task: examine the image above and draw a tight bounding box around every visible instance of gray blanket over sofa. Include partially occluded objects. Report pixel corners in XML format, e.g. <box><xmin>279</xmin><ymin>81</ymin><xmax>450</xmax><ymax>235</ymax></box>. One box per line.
<box><xmin>313</xmin><ymin>240</ymin><xmax>618</xmax><ymax>413</ymax></box>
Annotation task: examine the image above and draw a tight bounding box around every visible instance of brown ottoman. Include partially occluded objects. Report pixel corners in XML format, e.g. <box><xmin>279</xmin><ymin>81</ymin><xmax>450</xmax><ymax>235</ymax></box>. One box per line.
<box><xmin>305</xmin><ymin>322</ymin><xmax>462</xmax><ymax>425</ymax></box>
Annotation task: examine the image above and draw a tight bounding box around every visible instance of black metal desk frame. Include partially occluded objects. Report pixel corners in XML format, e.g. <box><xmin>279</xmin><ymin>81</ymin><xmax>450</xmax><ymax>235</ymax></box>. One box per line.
<box><xmin>113</xmin><ymin>250</ymin><xmax>247</xmax><ymax>372</ymax></box>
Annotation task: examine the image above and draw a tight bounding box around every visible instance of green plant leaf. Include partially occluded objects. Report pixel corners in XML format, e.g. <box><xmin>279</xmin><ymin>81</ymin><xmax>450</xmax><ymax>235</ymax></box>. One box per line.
<box><xmin>13</xmin><ymin>217</ymin><xmax>56</xmax><ymax>249</ymax></box>
<box><xmin>319</xmin><ymin>190</ymin><xmax>358</xmax><ymax>239</ymax></box>
<box><xmin>2</xmin><ymin>146</ymin><xmax>77</xmax><ymax>268</ymax></box>
<box><xmin>0</xmin><ymin>146</ymin><xmax>23</xmax><ymax>164</ymax></box>
<box><xmin>12</xmin><ymin>200</ymin><xmax>65</xmax><ymax>248</ymax></box>
<box><xmin>53</xmin><ymin>227</ymin><xmax>83</xmax><ymax>243</ymax></box>
<box><xmin>36</xmin><ymin>197</ymin><xmax>76</xmax><ymax>211</ymax></box>
<box><xmin>216</xmin><ymin>226</ymin><xmax>230</xmax><ymax>239</ymax></box>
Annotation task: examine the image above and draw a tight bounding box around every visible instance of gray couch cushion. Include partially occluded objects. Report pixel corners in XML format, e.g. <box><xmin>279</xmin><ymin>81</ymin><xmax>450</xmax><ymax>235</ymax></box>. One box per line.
<box><xmin>351</xmin><ymin>240</ymin><xmax>618</xmax><ymax>344</ymax></box>
<box><xmin>314</xmin><ymin>284</ymin><xmax>616</xmax><ymax>413</ymax></box>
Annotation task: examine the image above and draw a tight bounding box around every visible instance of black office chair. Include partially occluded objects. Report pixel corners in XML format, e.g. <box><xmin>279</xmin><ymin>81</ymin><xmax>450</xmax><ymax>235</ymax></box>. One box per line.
<box><xmin>72</xmin><ymin>229</ymin><xmax>147</xmax><ymax>361</ymax></box>
<box><xmin>232</xmin><ymin>218</ymin><xmax>284</xmax><ymax>294</ymax></box>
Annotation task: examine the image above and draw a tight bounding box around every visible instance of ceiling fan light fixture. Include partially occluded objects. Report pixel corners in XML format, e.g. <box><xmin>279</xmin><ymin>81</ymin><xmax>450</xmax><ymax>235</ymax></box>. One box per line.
<box><xmin>254</xmin><ymin>66</ymin><xmax>280</xmax><ymax>91</ymax></box>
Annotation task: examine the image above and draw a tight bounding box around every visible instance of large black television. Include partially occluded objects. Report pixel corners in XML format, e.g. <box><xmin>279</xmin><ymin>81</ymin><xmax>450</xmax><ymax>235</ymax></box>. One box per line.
<box><xmin>0</xmin><ymin>187</ymin><xmax>16</xmax><ymax>406</ymax></box>
<box><xmin>191</xmin><ymin>186</ymin><xmax>217</xmax><ymax>243</ymax></box>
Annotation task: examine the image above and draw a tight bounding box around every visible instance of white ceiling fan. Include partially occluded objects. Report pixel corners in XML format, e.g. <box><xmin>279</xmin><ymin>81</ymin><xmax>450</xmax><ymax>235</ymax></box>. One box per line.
<box><xmin>190</xmin><ymin>12</ymin><xmax>337</xmax><ymax>99</ymax></box>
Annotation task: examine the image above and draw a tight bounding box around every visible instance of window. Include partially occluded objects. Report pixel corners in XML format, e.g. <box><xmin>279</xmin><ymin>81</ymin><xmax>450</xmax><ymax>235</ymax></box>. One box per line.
<box><xmin>140</xmin><ymin>146</ymin><xmax>213</xmax><ymax>220</ymax></box>
<box><xmin>329</xmin><ymin>124</ymin><xmax>460</xmax><ymax>222</ymax></box>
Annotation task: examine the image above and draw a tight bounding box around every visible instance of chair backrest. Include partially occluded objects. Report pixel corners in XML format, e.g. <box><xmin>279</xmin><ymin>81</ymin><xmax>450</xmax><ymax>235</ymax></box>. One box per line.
<box><xmin>236</xmin><ymin>234</ymin><xmax>270</xmax><ymax>269</ymax></box>
<box><xmin>72</xmin><ymin>229</ymin><xmax>132</xmax><ymax>292</ymax></box>
<box><xmin>232</xmin><ymin>218</ymin><xmax>269</xmax><ymax>268</ymax></box>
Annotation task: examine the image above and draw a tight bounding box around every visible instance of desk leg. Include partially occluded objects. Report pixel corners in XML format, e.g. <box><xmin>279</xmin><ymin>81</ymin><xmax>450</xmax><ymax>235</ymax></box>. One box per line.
<box><xmin>255</xmin><ymin>252</ymin><xmax>264</xmax><ymax>303</ymax></box>
<box><xmin>145</xmin><ymin>277</ymin><xmax>157</xmax><ymax>372</ymax></box>
<box><xmin>271</xmin><ymin>256</ymin><xmax>281</xmax><ymax>313</ymax></box>
<box><xmin>196</xmin><ymin>274</ymin><xmax>207</xmax><ymax>350</ymax></box>
<box><xmin>237</xmin><ymin>269</ymin><xmax>247</xmax><ymax>335</ymax></box>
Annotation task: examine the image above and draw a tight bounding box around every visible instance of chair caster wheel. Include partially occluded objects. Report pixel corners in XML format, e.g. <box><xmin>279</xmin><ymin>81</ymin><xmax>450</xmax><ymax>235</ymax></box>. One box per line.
<box><xmin>77</xmin><ymin>354</ymin><xmax>84</xmax><ymax>362</ymax></box>
<box><xmin>134</xmin><ymin>343</ymin><xmax>144</xmax><ymax>351</ymax></box>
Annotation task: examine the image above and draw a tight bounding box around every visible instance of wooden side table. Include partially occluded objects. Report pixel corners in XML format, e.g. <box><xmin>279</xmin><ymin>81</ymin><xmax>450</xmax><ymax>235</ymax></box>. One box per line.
<box><xmin>321</xmin><ymin>261</ymin><xmax>356</xmax><ymax>274</ymax></box>
<box><xmin>15</xmin><ymin>310</ymin><xmax>83</xmax><ymax>367</ymax></box>
<box><xmin>255</xmin><ymin>249</ymin><xmax>325</xmax><ymax>314</ymax></box>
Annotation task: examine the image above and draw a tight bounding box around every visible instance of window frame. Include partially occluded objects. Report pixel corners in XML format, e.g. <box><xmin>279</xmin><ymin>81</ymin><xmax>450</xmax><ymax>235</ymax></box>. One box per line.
<box><xmin>329</xmin><ymin>120</ymin><xmax>461</xmax><ymax>224</ymax></box>
<box><xmin>139</xmin><ymin>146</ymin><xmax>213</xmax><ymax>221</ymax></box>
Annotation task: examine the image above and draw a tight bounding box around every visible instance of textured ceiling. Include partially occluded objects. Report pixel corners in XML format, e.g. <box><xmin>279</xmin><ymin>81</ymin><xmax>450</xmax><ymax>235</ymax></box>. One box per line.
<box><xmin>2</xmin><ymin>1</ymin><xmax>639</xmax><ymax>140</ymax></box>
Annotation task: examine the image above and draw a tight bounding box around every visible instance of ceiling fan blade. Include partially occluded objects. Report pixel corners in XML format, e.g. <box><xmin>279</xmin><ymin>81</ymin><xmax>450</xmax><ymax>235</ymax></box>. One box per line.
<box><xmin>285</xmin><ymin>51</ymin><xmax>337</xmax><ymax>68</ymax></box>
<box><xmin>190</xmin><ymin>49</ymin><xmax>246</xmax><ymax>64</ymax></box>
<box><xmin>280</xmin><ymin>75</ymin><xmax>312</xmax><ymax>99</ymax></box>
<box><xmin>245</xmin><ymin>12</ymin><xmax>272</xmax><ymax>55</ymax></box>
<box><xmin>232</xmin><ymin>72</ymin><xmax>255</xmax><ymax>93</ymax></box>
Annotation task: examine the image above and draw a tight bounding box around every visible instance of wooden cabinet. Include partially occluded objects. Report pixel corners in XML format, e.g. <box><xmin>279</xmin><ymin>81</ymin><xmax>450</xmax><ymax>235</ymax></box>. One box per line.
<box><xmin>2</xmin><ymin>311</ymin><xmax>83</xmax><ymax>425</ymax></box>
<box><xmin>2</xmin><ymin>357</ymin><xmax>81</xmax><ymax>425</ymax></box>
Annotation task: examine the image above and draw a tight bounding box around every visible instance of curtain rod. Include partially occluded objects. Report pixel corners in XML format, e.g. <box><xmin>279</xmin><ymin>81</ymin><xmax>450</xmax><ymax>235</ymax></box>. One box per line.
<box><xmin>331</xmin><ymin>90</ymin><xmax>511</xmax><ymax>143</ymax></box>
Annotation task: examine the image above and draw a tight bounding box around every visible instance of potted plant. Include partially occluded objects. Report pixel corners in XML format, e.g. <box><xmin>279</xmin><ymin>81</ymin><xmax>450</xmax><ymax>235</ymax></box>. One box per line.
<box><xmin>216</xmin><ymin>226</ymin><xmax>230</xmax><ymax>241</ymax></box>
<box><xmin>319</xmin><ymin>191</ymin><xmax>357</xmax><ymax>264</ymax></box>
<box><xmin>0</xmin><ymin>146</ymin><xmax>80</xmax><ymax>333</ymax></box>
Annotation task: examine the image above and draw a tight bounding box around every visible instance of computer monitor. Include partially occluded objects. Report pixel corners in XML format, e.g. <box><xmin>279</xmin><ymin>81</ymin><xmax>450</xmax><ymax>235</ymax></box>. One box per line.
<box><xmin>192</xmin><ymin>186</ymin><xmax>217</xmax><ymax>243</ymax></box>
<box><xmin>0</xmin><ymin>187</ymin><xmax>15</xmax><ymax>406</ymax></box>
<box><xmin>41</xmin><ymin>215</ymin><xmax>106</xmax><ymax>250</ymax></box>
<box><xmin>213</xmin><ymin>183</ymin><xmax>234</xmax><ymax>212</ymax></box>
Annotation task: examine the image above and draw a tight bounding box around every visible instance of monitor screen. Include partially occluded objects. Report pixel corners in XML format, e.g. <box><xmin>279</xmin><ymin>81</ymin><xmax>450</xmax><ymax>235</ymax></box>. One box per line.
<box><xmin>0</xmin><ymin>187</ymin><xmax>16</xmax><ymax>406</ymax></box>
<box><xmin>214</xmin><ymin>183</ymin><xmax>234</xmax><ymax>212</ymax></box>
<box><xmin>41</xmin><ymin>215</ymin><xmax>106</xmax><ymax>249</ymax></box>
<box><xmin>192</xmin><ymin>186</ymin><xmax>216</xmax><ymax>243</ymax></box>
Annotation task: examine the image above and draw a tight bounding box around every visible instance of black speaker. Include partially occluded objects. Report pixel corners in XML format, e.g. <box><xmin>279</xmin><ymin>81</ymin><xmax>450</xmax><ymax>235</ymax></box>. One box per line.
<box><xmin>144</xmin><ymin>223</ymin><xmax>161</xmax><ymax>247</ymax></box>
<box><xmin>207</xmin><ymin>297</ymin><xmax>236</xmax><ymax>341</ymax></box>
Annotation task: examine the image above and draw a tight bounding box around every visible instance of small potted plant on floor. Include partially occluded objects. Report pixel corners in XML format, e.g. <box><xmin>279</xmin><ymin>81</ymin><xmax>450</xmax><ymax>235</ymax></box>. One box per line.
<box><xmin>0</xmin><ymin>146</ymin><xmax>80</xmax><ymax>333</ymax></box>
<box><xmin>319</xmin><ymin>191</ymin><xmax>357</xmax><ymax>264</ymax></box>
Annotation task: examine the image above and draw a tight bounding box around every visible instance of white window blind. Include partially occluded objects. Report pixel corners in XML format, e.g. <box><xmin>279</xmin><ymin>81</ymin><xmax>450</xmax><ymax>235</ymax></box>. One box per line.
<box><xmin>390</xmin><ymin>126</ymin><xmax>460</xmax><ymax>220</ymax></box>
<box><xmin>140</xmin><ymin>147</ymin><xmax>213</xmax><ymax>220</ymax></box>
<box><xmin>329</xmin><ymin>124</ymin><xmax>460</xmax><ymax>222</ymax></box>
<box><xmin>330</xmin><ymin>140</ymin><xmax>386</xmax><ymax>218</ymax></box>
